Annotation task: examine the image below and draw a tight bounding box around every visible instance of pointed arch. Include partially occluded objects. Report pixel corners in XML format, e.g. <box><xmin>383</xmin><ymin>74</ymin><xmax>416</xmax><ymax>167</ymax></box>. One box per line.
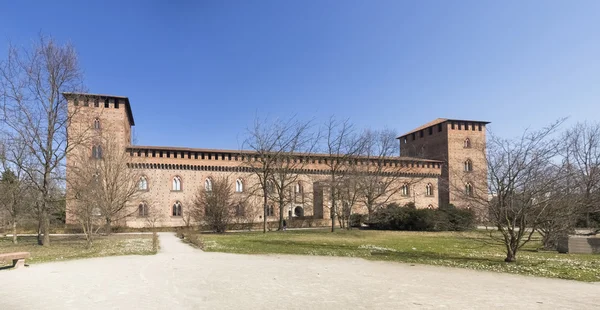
<box><xmin>205</xmin><ymin>178</ymin><xmax>213</xmax><ymax>192</ymax></box>
<box><xmin>138</xmin><ymin>176</ymin><xmax>148</xmax><ymax>191</ymax></box>
<box><xmin>401</xmin><ymin>183</ymin><xmax>410</xmax><ymax>196</ymax></box>
<box><xmin>426</xmin><ymin>183</ymin><xmax>433</xmax><ymax>196</ymax></box>
<box><xmin>235</xmin><ymin>179</ymin><xmax>243</xmax><ymax>192</ymax></box>
<box><xmin>172</xmin><ymin>201</ymin><xmax>182</xmax><ymax>216</ymax></box>
<box><xmin>464</xmin><ymin>138</ymin><xmax>471</xmax><ymax>148</ymax></box>
<box><xmin>93</xmin><ymin>118</ymin><xmax>101</xmax><ymax>130</ymax></box>
<box><xmin>91</xmin><ymin>145</ymin><xmax>103</xmax><ymax>159</ymax></box>
<box><xmin>172</xmin><ymin>176</ymin><xmax>182</xmax><ymax>191</ymax></box>
<box><xmin>465</xmin><ymin>182</ymin><xmax>474</xmax><ymax>196</ymax></box>
<box><xmin>464</xmin><ymin>159</ymin><xmax>473</xmax><ymax>172</ymax></box>
<box><xmin>138</xmin><ymin>202</ymin><xmax>149</xmax><ymax>217</ymax></box>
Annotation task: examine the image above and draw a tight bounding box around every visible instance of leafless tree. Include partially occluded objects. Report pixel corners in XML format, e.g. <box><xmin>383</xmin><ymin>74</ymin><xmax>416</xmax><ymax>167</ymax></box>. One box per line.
<box><xmin>69</xmin><ymin>134</ymin><xmax>141</xmax><ymax>235</ymax></box>
<box><xmin>336</xmin><ymin>173</ymin><xmax>361</xmax><ymax>229</ymax></box>
<box><xmin>563</xmin><ymin>122</ymin><xmax>600</xmax><ymax>229</ymax></box>
<box><xmin>243</xmin><ymin>116</ymin><xmax>309</xmax><ymax>233</ymax></box>
<box><xmin>138</xmin><ymin>198</ymin><xmax>165</xmax><ymax>230</ymax></box>
<box><xmin>0</xmin><ymin>35</ymin><xmax>85</xmax><ymax>246</ymax></box>
<box><xmin>536</xmin><ymin>182</ymin><xmax>578</xmax><ymax>250</ymax></box>
<box><xmin>322</xmin><ymin>117</ymin><xmax>365</xmax><ymax>232</ymax></box>
<box><xmin>461</xmin><ymin>120</ymin><xmax>567</xmax><ymax>262</ymax></box>
<box><xmin>269</xmin><ymin>120</ymin><xmax>317</xmax><ymax>230</ymax></box>
<box><xmin>70</xmin><ymin>184</ymin><xmax>102</xmax><ymax>248</ymax></box>
<box><xmin>354</xmin><ymin>128</ymin><xmax>406</xmax><ymax>218</ymax></box>
<box><xmin>0</xmin><ymin>138</ymin><xmax>34</xmax><ymax>244</ymax></box>
<box><xmin>191</xmin><ymin>176</ymin><xmax>235</xmax><ymax>233</ymax></box>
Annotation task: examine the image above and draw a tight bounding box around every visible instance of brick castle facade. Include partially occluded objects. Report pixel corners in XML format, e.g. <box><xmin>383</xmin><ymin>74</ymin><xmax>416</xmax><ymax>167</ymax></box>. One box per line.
<box><xmin>65</xmin><ymin>93</ymin><xmax>488</xmax><ymax>228</ymax></box>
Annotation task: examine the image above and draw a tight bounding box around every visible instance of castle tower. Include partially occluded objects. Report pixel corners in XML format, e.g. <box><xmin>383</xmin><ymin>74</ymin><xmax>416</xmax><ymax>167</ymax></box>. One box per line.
<box><xmin>64</xmin><ymin>93</ymin><xmax>135</xmax><ymax>224</ymax></box>
<box><xmin>398</xmin><ymin>119</ymin><xmax>489</xmax><ymax>208</ymax></box>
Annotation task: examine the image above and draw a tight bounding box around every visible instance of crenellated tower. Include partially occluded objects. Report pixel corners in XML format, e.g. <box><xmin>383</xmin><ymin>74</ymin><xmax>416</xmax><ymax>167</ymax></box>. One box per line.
<box><xmin>398</xmin><ymin>118</ymin><xmax>489</xmax><ymax>208</ymax></box>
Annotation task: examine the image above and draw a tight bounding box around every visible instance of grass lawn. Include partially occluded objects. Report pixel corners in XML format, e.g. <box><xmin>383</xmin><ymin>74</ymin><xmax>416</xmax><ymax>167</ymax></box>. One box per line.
<box><xmin>0</xmin><ymin>234</ymin><xmax>156</xmax><ymax>267</ymax></box>
<box><xmin>192</xmin><ymin>229</ymin><xmax>600</xmax><ymax>282</ymax></box>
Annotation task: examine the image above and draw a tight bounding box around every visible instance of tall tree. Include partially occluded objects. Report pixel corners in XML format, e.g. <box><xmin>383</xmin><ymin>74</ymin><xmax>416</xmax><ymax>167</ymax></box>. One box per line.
<box><xmin>69</xmin><ymin>134</ymin><xmax>141</xmax><ymax>235</ymax></box>
<box><xmin>462</xmin><ymin>120</ymin><xmax>567</xmax><ymax>262</ymax></box>
<box><xmin>270</xmin><ymin>120</ymin><xmax>316</xmax><ymax>230</ymax></box>
<box><xmin>355</xmin><ymin>128</ymin><xmax>406</xmax><ymax>218</ymax></box>
<box><xmin>322</xmin><ymin>117</ymin><xmax>365</xmax><ymax>232</ymax></box>
<box><xmin>0</xmin><ymin>35</ymin><xmax>85</xmax><ymax>246</ymax></box>
<box><xmin>243</xmin><ymin>116</ymin><xmax>307</xmax><ymax>233</ymax></box>
<box><xmin>563</xmin><ymin>122</ymin><xmax>600</xmax><ymax>229</ymax></box>
<box><xmin>0</xmin><ymin>138</ymin><xmax>32</xmax><ymax>244</ymax></box>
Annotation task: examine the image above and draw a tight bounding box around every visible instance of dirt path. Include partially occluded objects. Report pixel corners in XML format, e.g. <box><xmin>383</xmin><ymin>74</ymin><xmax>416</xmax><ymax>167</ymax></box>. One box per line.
<box><xmin>1</xmin><ymin>233</ymin><xmax>598</xmax><ymax>309</ymax></box>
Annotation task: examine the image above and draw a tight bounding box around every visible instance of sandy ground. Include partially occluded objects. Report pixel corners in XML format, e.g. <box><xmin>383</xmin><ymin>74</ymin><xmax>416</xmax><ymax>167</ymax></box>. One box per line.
<box><xmin>1</xmin><ymin>233</ymin><xmax>598</xmax><ymax>310</ymax></box>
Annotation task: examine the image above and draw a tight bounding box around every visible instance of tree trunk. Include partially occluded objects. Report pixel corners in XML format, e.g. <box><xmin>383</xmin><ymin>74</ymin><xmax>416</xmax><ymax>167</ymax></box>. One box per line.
<box><xmin>37</xmin><ymin>216</ymin><xmax>42</xmax><ymax>245</ymax></box>
<box><xmin>41</xmin><ymin>208</ymin><xmax>50</xmax><ymax>246</ymax></box>
<box><xmin>263</xmin><ymin>190</ymin><xmax>267</xmax><ymax>233</ymax></box>
<box><xmin>105</xmin><ymin>218</ymin><xmax>112</xmax><ymax>235</ymax></box>
<box><xmin>330</xmin><ymin>188</ymin><xmax>336</xmax><ymax>233</ymax></box>
<box><xmin>12</xmin><ymin>220</ymin><xmax>17</xmax><ymax>244</ymax></box>
<box><xmin>278</xmin><ymin>198</ymin><xmax>284</xmax><ymax>231</ymax></box>
<box><xmin>505</xmin><ymin>245</ymin><xmax>517</xmax><ymax>262</ymax></box>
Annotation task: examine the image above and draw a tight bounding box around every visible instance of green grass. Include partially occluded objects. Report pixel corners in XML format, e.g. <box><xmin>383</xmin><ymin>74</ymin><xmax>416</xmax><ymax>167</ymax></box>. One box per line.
<box><xmin>194</xmin><ymin>229</ymin><xmax>600</xmax><ymax>282</ymax></box>
<box><xmin>0</xmin><ymin>234</ymin><xmax>156</xmax><ymax>267</ymax></box>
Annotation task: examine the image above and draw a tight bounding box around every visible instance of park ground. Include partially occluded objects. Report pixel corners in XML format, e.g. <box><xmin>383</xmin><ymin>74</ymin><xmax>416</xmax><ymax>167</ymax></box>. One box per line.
<box><xmin>183</xmin><ymin>229</ymin><xmax>600</xmax><ymax>282</ymax></box>
<box><xmin>1</xmin><ymin>232</ymin><xmax>599</xmax><ymax>309</ymax></box>
<box><xmin>0</xmin><ymin>234</ymin><xmax>155</xmax><ymax>267</ymax></box>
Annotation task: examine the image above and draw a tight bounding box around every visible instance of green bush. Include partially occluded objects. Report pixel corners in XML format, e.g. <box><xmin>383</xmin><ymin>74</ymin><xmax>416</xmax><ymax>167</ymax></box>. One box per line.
<box><xmin>367</xmin><ymin>203</ymin><xmax>475</xmax><ymax>231</ymax></box>
<box><xmin>349</xmin><ymin>214</ymin><xmax>367</xmax><ymax>227</ymax></box>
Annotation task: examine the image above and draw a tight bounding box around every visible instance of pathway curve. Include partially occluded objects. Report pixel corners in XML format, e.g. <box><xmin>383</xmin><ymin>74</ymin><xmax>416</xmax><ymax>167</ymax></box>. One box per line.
<box><xmin>1</xmin><ymin>233</ymin><xmax>598</xmax><ymax>309</ymax></box>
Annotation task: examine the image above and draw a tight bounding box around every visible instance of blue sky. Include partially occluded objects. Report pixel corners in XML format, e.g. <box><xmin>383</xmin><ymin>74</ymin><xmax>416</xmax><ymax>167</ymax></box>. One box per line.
<box><xmin>1</xmin><ymin>1</ymin><xmax>599</xmax><ymax>149</ymax></box>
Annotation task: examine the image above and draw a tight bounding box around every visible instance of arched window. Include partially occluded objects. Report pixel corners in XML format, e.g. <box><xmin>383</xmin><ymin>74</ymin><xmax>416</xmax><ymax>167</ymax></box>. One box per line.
<box><xmin>465</xmin><ymin>182</ymin><xmax>474</xmax><ymax>196</ymax></box>
<box><xmin>235</xmin><ymin>203</ymin><xmax>245</xmax><ymax>217</ymax></box>
<box><xmin>92</xmin><ymin>145</ymin><xmax>103</xmax><ymax>159</ymax></box>
<box><xmin>266</xmin><ymin>205</ymin><xmax>274</xmax><ymax>216</ymax></box>
<box><xmin>205</xmin><ymin>178</ymin><xmax>213</xmax><ymax>191</ymax></box>
<box><xmin>138</xmin><ymin>176</ymin><xmax>148</xmax><ymax>191</ymax></box>
<box><xmin>267</xmin><ymin>180</ymin><xmax>275</xmax><ymax>194</ymax></box>
<box><xmin>138</xmin><ymin>202</ymin><xmax>149</xmax><ymax>217</ymax></box>
<box><xmin>427</xmin><ymin>204</ymin><xmax>434</xmax><ymax>209</ymax></box>
<box><xmin>426</xmin><ymin>183</ymin><xmax>433</xmax><ymax>196</ymax></box>
<box><xmin>172</xmin><ymin>176</ymin><xmax>181</xmax><ymax>191</ymax></box>
<box><xmin>464</xmin><ymin>138</ymin><xmax>471</xmax><ymax>148</ymax></box>
<box><xmin>464</xmin><ymin>159</ymin><xmax>473</xmax><ymax>172</ymax></box>
<box><xmin>235</xmin><ymin>179</ymin><xmax>243</xmax><ymax>192</ymax></box>
<box><xmin>93</xmin><ymin>118</ymin><xmax>101</xmax><ymax>130</ymax></box>
<box><xmin>172</xmin><ymin>201</ymin><xmax>182</xmax><ymax>216</ymax></box>
<box><xmin>401</xmin><ymin>183</ymin><xmax>410</xmax><ymax>196</ymax></box>
<box><xmin>377</xmin><ymin>182</ymin><xmax>385</xmax><ymax>195</ymax></box>
<box><xmin>295</xmin><ymin>182</ymin><xmax>303</xmax><ymax>194</ymax></box>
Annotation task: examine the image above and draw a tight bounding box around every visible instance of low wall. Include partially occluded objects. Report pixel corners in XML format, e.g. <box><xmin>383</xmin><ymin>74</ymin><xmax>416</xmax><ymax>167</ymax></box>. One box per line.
<box><xmin>557</xmin><ymin>236</ymin><xmax>600</xmax><ymax>254</ymax></box>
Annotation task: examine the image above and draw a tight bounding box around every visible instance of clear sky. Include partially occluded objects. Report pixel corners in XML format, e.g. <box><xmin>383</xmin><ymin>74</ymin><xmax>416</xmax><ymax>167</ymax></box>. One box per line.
<box><xmin>1</xmin><ymin>1</ymin><xmax>599</xmax><ymax>150</ymax></box>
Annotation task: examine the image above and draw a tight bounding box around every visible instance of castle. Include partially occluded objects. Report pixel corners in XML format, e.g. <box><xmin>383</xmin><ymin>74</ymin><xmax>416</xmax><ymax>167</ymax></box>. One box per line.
<box><xmin>65</xmin><ymin>93</ymin><xmax>488</xmax><ymax>228</ymax></box>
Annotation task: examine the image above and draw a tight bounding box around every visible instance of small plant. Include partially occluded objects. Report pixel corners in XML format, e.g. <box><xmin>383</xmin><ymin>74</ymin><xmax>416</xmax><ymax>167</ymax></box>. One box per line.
<box><xmin>152</xmin><ymin>231</ymin><xmax>159</xmax><ymax>252</ymax></box>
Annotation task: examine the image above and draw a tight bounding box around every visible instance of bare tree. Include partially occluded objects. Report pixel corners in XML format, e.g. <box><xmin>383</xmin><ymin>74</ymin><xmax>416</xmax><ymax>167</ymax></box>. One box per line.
<box><xmin>462</xmin><ymin>121</ymin><xmax>567</xmax><ymax>262</ymax></box>
<box><xmin>0</xmin><ymin>35</ymin><xmax>85</xmax><ymax>246</ymax></box>
<box><xmin>270</xmin><ymin>120</ymin><xmax>317</xmax><ymax>230</ymax></box>
<box><xmin>337</xmin><ymin>173</ymin><xmax>361</xmax><ymax>229</ymax></box>
<box><xmin>563</xmin><ymin>122</ymin><xmax>600</xmax><ymax>229</ymax></box>
<box><xmin>0</xmin><ymin>138</ymin><xmax>34</xmax><ymax>244</ymax></box>
<box><xmin>69</xmin><ymin>134</ymin><xmax>141</xmax><ymax>235</ymax></box>
<box><xmin>355</xmin><ymin>128</ymin><xmax>406</xmax><ymax>218</ymax></box>
<box><xmin>191</xmin><ymin>176</ymin><xmax>235</xmax><ymax>233</ymax></box>
<box><xmin>70</xmin><ymin>182</ymin><xmax>102</xmax><ymax>248</ymax></box>
<box><xmin>243</xmin><ymin>116</ymin><xmax>308</xmax><ymax>233</ymax></box>
<box><xmin>322</xmin><ymin>117</ymin><xmax>364</xmax><ymax>232</ymax></box>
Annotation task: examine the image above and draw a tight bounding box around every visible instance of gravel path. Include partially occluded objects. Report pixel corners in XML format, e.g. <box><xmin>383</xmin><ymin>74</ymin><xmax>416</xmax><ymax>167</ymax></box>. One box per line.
<box><xmin>1</xmin><ymin>233</ymin><xmax>598</xmax><ymax>309</ymax></box>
